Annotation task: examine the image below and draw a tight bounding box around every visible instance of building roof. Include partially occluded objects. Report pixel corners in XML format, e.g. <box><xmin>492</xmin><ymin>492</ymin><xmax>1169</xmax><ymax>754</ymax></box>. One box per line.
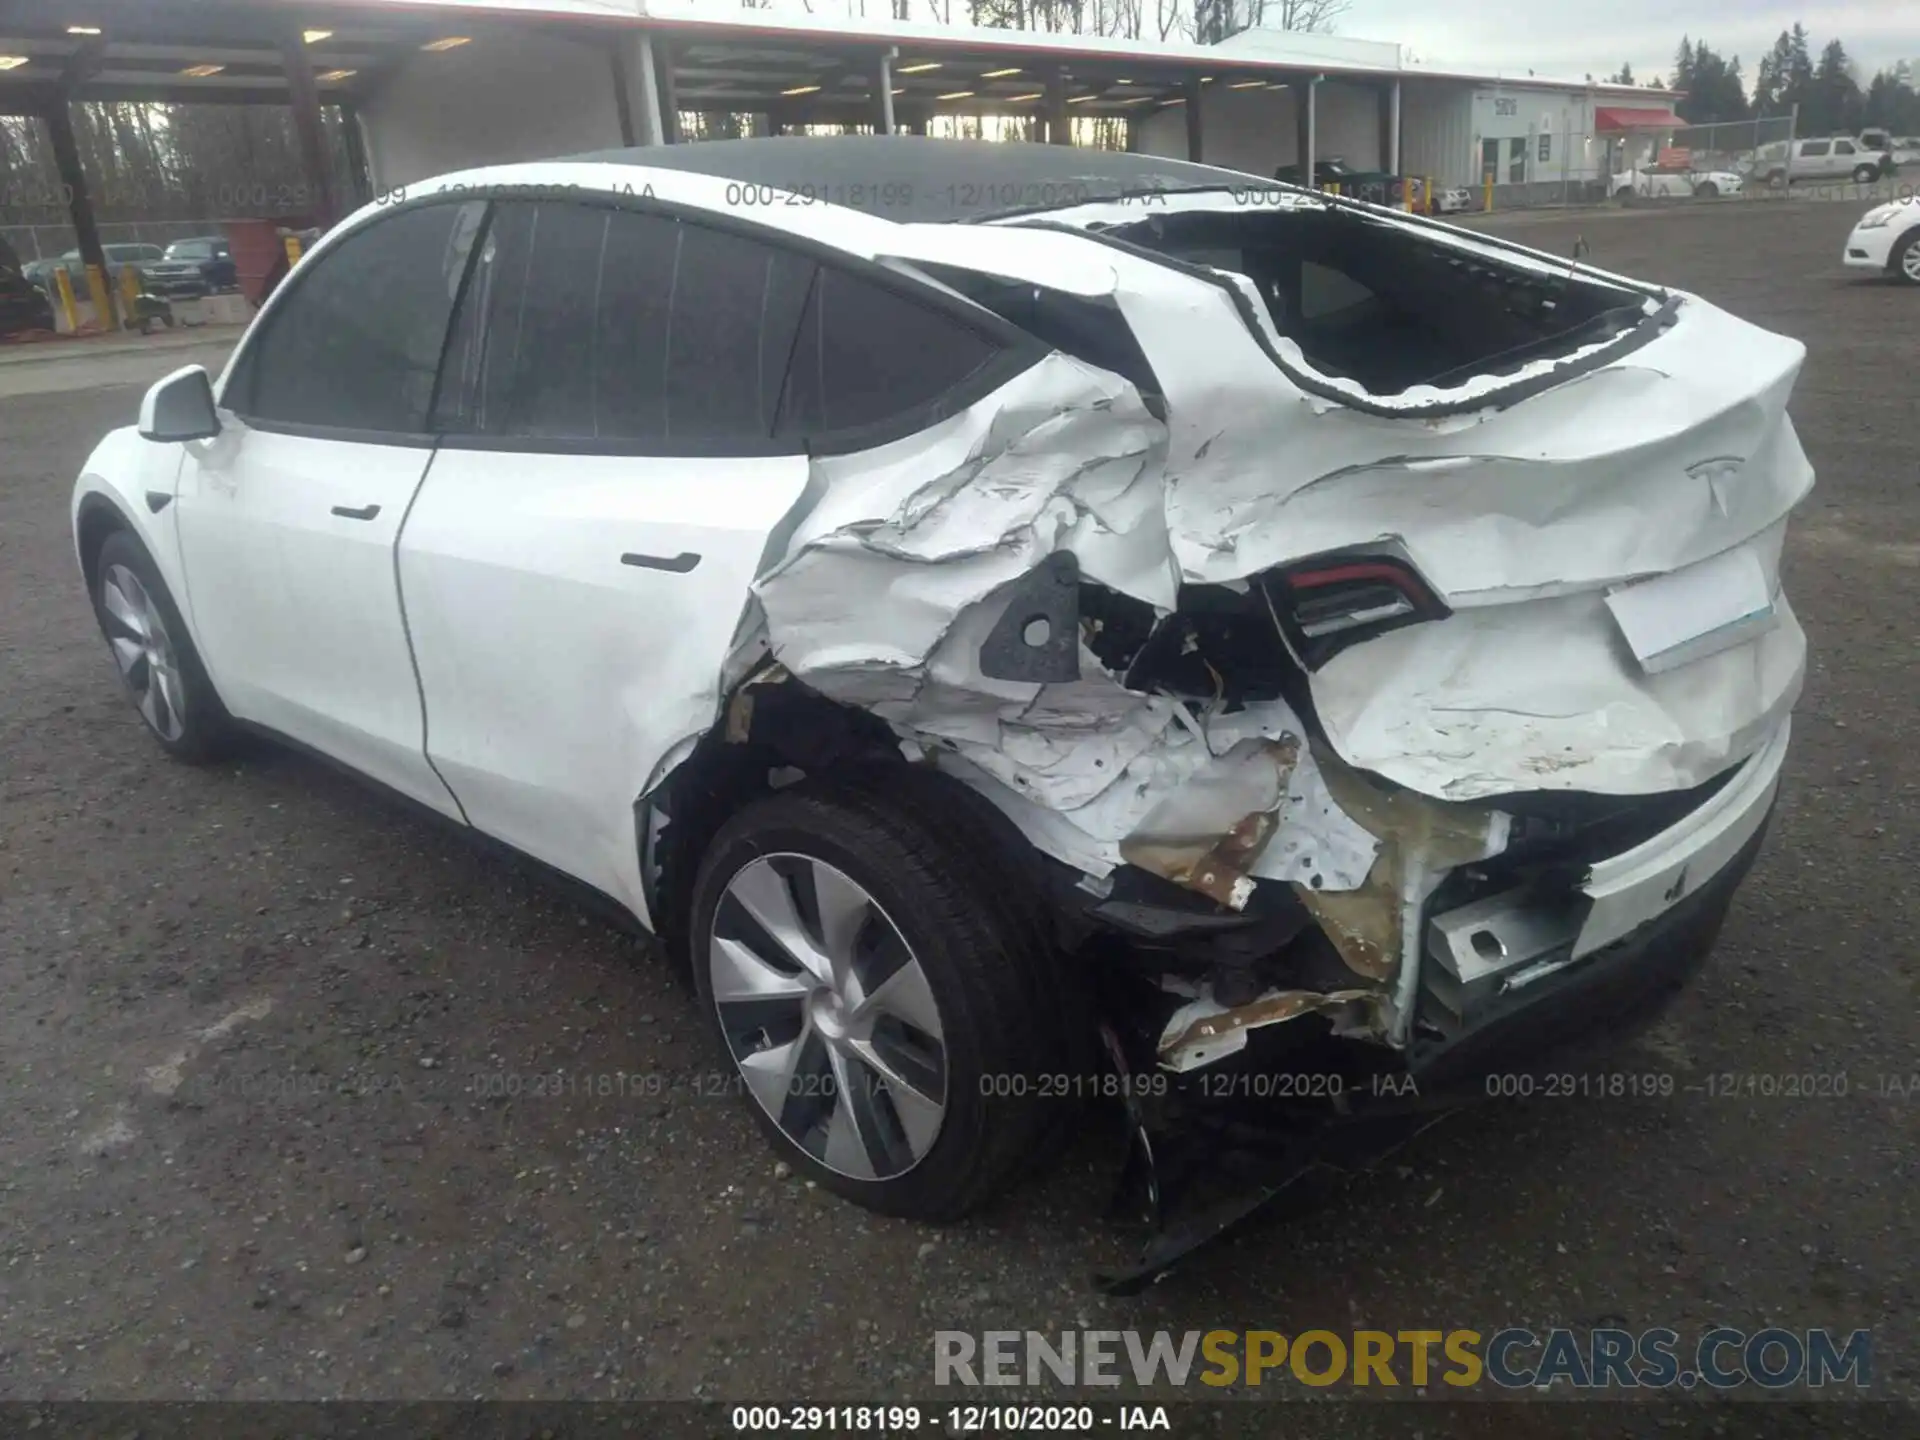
<box><xmin>0</xmin><ymin>0</ymin><xmax>1682</xmax><ymax>117</ymax></box>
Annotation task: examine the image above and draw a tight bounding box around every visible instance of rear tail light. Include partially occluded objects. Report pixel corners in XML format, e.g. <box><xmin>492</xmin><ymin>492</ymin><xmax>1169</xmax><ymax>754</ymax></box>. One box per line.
<box><xmin>1263</xmin><ymin>550</ymin><xmax>1450</xmax><ymax>669</ymax></box>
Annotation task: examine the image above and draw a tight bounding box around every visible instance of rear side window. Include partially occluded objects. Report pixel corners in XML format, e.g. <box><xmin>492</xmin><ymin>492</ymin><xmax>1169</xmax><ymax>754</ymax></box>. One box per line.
<box><xmin>234</xmin><ymin>201</ymin><xmax>484</xmax><ymax>434</ymax></box>
<box><xmin>775</xmin><ymin>266</ymin><xmax>1004</xmax><ymax>443</ymax></box>
<box><xmin>437</xmin><ymin>200</ymin><xmax>812</xmax><ymax>449</ymax></box>
<box><xmin>1800</xmin><ymin>141</ymin><xmax>1831</xmax><ymax>157</ymax></box>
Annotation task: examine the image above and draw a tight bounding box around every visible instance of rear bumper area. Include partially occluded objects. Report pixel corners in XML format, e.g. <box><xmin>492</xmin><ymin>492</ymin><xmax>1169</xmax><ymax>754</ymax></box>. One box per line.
<box><xmin>1410</xmin><ymin>809</ymin><xmax>1766</xmax><ymax>1086</ymax></box>
<box><xmin>1410</xmin><ymin>718</ymin><xmax>1788</xmax><ymax>1081</ymax></box>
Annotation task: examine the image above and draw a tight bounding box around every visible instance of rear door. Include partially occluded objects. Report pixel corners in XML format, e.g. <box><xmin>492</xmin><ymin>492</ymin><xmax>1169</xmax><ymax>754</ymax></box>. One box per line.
<box><xmin>396</xmin><ymin>198</ymin><xmax>818</xmax><ymax>917</ymax></box>
<box><xmin>1796</xmin><ymin>139</ymin><xmax>1833</xmax><ymax>179</ymax></box>
<box><xmin>400</xmin><ymin>196</ymin><xmax>1026</xmax><ymax>923</ymax></box>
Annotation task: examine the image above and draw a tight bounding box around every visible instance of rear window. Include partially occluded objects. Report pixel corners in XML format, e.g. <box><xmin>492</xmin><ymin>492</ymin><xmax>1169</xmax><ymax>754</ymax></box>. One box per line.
<box><xmin>775</xmin><ymin>266</ymin><xmax>1004</xmax><ymax>442</ymax></box>
<box><xmin>167</xmin><ymin>241</ymin><xmax>212</xmax><ymax>260</ymax></box>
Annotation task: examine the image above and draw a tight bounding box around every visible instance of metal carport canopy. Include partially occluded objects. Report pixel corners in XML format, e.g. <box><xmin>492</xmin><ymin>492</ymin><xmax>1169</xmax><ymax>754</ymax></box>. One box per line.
<box><xmin>0</xmin><ymin>0</ymin><xmax>1408</xmax><ymax>314</ymax></box>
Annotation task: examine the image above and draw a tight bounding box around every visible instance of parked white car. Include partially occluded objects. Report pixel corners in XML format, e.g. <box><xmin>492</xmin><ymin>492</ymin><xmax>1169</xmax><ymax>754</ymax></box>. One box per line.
<box><xmin>1612</xmin><ymin>166</ymin><xmax>1744</xmax><ymax>199</ymax></box>
<box><xmin>72</xmin><ymin>139</ymin><xmax>1809</xmax><ymax>1220</ymax></box>
<box><xmin>1430</xmin><ymin>184</ymin><xmax>1476</xmax><ymax>213</ymax></box>
<box><xmin>1843</xmin><ymin>196</ymin><xmax>1920</xmax><ymax>283</ymax></box>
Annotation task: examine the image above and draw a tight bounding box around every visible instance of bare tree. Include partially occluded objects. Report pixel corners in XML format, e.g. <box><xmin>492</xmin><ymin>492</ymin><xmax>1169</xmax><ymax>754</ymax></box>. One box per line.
<box><xmin>1192</xmin><ymin>0</ymin><xmax>1345</xmax><ymax>44</ymax></box>
<box><xmin>1265</xmin><ymin>0</ymin><xmax>1348</xmax><ymax>32</ymax></box>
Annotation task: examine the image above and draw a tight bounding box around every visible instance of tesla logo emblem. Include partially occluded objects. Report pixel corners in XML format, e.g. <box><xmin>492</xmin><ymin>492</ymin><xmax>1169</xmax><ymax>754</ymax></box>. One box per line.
<box><xmin>1664</xmin><ymin>868</ymin><xmax>1689</xmax><ymax>903</ymax></box>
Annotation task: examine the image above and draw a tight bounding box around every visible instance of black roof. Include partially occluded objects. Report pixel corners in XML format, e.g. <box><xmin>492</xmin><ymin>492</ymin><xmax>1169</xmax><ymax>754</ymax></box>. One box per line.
<box><xmin>567</xmin><ymin>135</ymin><xmax>1261</xmax><ymax>222</ymax></box>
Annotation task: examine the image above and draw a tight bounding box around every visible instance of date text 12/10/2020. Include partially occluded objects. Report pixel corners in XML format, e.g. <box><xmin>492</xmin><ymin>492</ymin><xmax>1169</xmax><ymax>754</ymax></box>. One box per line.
<box><xmin>729</xmin><ymin>1406</ymin><xmax>1174</xmax><ymax>1432</ymax></box>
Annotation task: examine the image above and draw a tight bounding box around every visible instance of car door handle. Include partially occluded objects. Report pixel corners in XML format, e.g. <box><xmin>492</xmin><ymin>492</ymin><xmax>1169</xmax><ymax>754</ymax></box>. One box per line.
<box><xmin>331</xmin><ymin>503</ymin><xmax>381</xmax><ymax>521</ymax></box>
<box><xmin>621</xmin><ymin>551</ymin><xmax>702</xmax><ymax>573</ymax></box>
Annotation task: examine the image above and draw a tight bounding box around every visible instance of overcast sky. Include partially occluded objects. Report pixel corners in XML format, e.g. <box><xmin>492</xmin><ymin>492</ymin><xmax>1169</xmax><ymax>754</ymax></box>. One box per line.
<box><xmin>1341</xmin><ymin>1</ymin><xmax>1920</xmax><ymax>86</ymax></box>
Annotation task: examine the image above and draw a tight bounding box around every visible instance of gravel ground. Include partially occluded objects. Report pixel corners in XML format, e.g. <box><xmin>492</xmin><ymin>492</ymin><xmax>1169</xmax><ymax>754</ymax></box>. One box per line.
<box><xmin>0</xmin><ymin>199</ymin><xmax>1915</xmax><ymax>1421</ymax></box>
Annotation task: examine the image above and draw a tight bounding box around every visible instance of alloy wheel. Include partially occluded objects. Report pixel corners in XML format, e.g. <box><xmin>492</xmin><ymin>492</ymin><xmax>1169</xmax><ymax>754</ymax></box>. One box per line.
<box><xmin>1903</xmin><ymin>240</ymin><xmax>1920</xmax><ymax>284</ymax></box>
<box><xmin>708</xmin><ymin>853</ymin><xmax>948</xmax><ymax>1181</ymax></box>
<box><xmin>100</xmin><ymin>562</ymin><xmax>186</xmax><ymax>742</ymax></box>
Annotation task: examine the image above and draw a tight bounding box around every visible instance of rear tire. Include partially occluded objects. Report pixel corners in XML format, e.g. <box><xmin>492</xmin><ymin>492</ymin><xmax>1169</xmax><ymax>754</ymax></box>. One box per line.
<box><xmin>687</xmin><ymin>778</ymin><xmax>1078</xmax><ymax>1220</ymax></box>
<box><xmin>1695</xmin><ymin>181</ymin><xmax>1719</xmax><ymax>198</ymax></box>
<box><xmin>90</xmin><ymin>528</ymin><xmax>236</xmax><ymax>762</ymax></box>
<box><xmin>1852</xmin><ymin>164</ymin><xmax>1879</xmax><ymax>185</ymax></box>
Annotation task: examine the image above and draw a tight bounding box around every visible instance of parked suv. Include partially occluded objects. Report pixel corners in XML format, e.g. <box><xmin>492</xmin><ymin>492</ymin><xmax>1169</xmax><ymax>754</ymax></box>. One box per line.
<box><xmin>1751</xmin><ymin>136</ymin><xmax>1895</xmax><ymax>185</ymax></box>
<box><xmin>142</xmin><ymin>236</ymin><xmax>238</xmax><ymax>299</ymax></box>
<box><xmin>72</xmin><ymin>139</ymin><xmax>1807</xmax><ymax>1220</ymax></box>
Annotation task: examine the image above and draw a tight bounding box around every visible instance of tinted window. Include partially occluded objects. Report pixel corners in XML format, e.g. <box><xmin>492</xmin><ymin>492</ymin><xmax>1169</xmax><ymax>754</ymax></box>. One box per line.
<box><xmin>439</xmin><ymin>201</ymin><xmax>813</xmax><ymax>448</ymax></box>
<box><xmin>776</xmin><ymin>266</ymin><xmax>1003</xmax><ymax>441</ymax></box>
<box><xmin>1834</xmin><ymin>140</ymin><xmax>1855</xmax><ymax>154</ymax></box>
<box><xmin>1801</xmin><ymin>141</ymin><xmax>1831</xmax><ymax>157</ymax></box>
<box><xmin>238</xmin><ymin>201</ymin><xmax>484</xmax><ymax>433</ymax></box>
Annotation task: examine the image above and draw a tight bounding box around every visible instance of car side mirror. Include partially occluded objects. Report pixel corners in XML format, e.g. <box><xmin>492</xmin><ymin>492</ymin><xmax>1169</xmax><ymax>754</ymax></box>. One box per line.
<box><xmin>139</xmin><ymin>364</ymin><xmax>220</xmax><ymax>443</ymax></box>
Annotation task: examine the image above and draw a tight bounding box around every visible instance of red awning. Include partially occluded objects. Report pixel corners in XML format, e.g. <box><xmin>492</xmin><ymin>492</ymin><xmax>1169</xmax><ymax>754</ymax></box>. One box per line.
<box><xmin>1595</xmin><ymin>107</ymin><xmax>1687</xmax><ymax>132</ymax></box>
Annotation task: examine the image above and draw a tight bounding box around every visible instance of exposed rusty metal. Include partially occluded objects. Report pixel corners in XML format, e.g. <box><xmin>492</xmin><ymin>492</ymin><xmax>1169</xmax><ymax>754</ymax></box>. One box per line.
<box><xmin>1157</xmin><ymin>985</ymin><xmax>1383</xmax><ymax>1070</ymax></box>
<box><xmin>723</xmin><ymin>664</ymin><xmax>792</xmax><ymax>744</ymax></box>
<box><xmin>1291</xmin><ymin>746</ymin><xmax>1508</xmax><ymax>986</ymax></box>
<box><xmin>724</xmin><ymin>687</ymin><xmax>755</xmax><ymax>744</ymax></box>
<box><xmin>1294</xmin><ymin>856</ymin><xmax>1401</xmax><ymax>980</ymax></box>
<box><xmin>1119</xmin><ymin>735</ymin><xmax>1301</xmax><ymax>912</ymax></box>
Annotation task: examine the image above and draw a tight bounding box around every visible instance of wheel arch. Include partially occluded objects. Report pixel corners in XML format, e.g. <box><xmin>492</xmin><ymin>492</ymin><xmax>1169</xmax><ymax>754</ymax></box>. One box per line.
<box><xmin>636</xmin><ymin>678</ymin><xmax>907</xmax><ymax>962</ymax></box>
<box><xmin>635</xmin><ymin>675</ymin><xmax>1063</xmax><ymax>968</ymax></box>
<box><xmin>74</xmin><ymin>488</ymin><xmax>138</xmax><ymax>596</ymax></box>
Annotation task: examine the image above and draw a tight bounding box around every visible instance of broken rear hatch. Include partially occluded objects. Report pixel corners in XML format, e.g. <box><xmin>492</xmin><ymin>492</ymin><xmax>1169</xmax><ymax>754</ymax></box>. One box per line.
<box><xmin>875</xmin><ymin>185</ymin><xmax>1810</xmax><ymax>803</ymax></box>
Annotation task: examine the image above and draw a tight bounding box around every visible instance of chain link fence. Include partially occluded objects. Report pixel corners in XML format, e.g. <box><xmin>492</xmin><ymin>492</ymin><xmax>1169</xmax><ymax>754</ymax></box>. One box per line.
<box><xmin>1461</xmin><ymin>116</ymin><xmax>1828</xmax><ymax>210</ymax></box>
<box><xmin>0</xmin><ymin>218</ymin><xmax>235</xmax><ymax>264</ymax></box>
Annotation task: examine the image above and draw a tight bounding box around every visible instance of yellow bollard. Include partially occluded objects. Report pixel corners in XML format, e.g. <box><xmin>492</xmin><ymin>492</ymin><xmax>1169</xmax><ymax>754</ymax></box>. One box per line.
<box><xmin>283</xmin><ymin>233</ymin><xmax>303</xmax><ymax>267</ymax></box>
<box><xmin>53</xmin><ymin>266</ymin><xmax>80</xmax><ymax>332</ymax></box>
<box><xmin>84</xmin><ymin>262</ymin><xmax>115</xmax><ymax>331</ymax></box>
<box><xmin>1425</xmin><ymin>175</ymin><xmax>1434</xmax><ymax>214</ymax></box>
<box><xmin>1403</xmin><ymin>177</ymin><xmax>1414</xmax><ymax>212</ymax></box>
<box><xmin>1483</xmin><ymin>174</ymin><xmax>1494</xmax><ymax>211</ymax></box>
<box><xmin>118</xmin><ymin>263</ymin><xmax>141</xmax><ymax>308</ymax></box>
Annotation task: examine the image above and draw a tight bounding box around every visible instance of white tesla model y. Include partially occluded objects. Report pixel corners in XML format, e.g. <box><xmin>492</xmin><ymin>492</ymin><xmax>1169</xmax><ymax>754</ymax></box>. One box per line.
<box><xmin>74</xmin><ymin>138</ymin><xmax>1808</xmax><ymax>1220</ymax></box>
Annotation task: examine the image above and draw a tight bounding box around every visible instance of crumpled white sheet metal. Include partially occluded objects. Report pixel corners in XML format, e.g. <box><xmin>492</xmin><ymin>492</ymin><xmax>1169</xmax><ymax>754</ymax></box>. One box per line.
<box><xmin>742</xmin><ymin>193</ymin><xmax>1811</xmax><ymax>895</ymax></box>
<box><xmin>747</xmin><ymin>350</ymin><xmax>1379</xmax><ymax>888</ymax></box>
